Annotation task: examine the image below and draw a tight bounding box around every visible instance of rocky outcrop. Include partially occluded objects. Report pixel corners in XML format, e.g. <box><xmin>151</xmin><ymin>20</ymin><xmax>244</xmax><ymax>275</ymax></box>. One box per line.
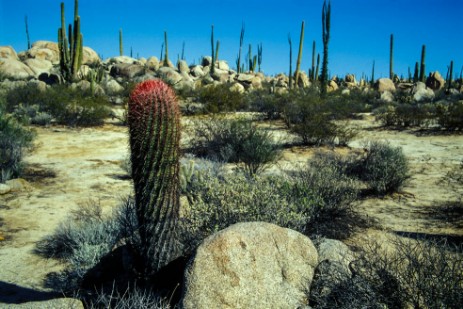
<box><xmin>376</xmin><ymin>78</ymin><xmax>396</xmax><ymax>93</ymax></box>
<box><xmin>23</xmin><ymin>58</ymin><xmax>53</xmax><ymax>77</ymax></box>
<box><xmin>426</xmin><ymin>71</ymin><xmax>445</xmax><ymax>90</ymax></box>
<box><xmin>182</xmin><ymin>222</ymin><xmax>318</xmax><ymax>309</ymax></box>
<box><xmin>0</xmin><ymin>58</ymin><xmax>35</xmax><ymax>80</ymax></box>
<box><xmin>82</xmin><ymin>46</ymin><xmax>101</xmax><ymax>65</ymax></box>
<box><xmin>110</xmin><ymin>63</ymin><xmax>145</xmax><ymax>79</ymax></box>
<box><xmin>23</xmin><ymin>41</ymin><xmax>60</xmax><ymax>64</ymax></box>
<box><xmin>413</xmin><ymin>82</ymin><xmax>435</xmax><ymax>102</ymax></box>
<box><xmin>146</xmin><ymin>56</ymin><xmax>160</xmax><ymax>71</ymax></box>
<box><xmin>0</xmin><ymin>46</ymin><xmax>18</xmax><ymax>59</ymax></box>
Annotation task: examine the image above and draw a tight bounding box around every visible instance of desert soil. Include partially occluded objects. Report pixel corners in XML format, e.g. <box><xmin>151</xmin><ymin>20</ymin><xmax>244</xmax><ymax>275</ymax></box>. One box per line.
<box><xmin>0</xmin><ymin>114</ymin><xmax>462</xmax><ymax>306</ymax></box>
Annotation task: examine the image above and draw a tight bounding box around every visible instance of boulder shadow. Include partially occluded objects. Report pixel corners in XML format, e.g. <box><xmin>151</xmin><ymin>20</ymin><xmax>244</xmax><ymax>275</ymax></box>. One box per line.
<box><xmin>0</xmin><ymin>281</ymin><xmax>61</xmax><ymax>304</ymax></box>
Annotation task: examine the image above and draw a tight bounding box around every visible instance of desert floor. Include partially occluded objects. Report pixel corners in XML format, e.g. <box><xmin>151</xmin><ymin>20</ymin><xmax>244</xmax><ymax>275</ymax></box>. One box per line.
<box><xmin>1</xmin><ymin>113</ymin><xmax>462</xmax><ymax>305</ymax></box>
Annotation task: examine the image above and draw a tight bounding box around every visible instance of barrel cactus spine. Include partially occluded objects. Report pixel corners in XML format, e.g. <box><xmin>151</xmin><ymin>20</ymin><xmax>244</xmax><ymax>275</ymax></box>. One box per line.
<box><xmin>128</xmin><ymin>79</ymin><xmax>181</xmax><ymax>276</ymax></box>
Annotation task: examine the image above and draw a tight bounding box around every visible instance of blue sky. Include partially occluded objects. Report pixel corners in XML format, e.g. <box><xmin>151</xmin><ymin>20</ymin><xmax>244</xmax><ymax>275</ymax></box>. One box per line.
<box><xmin>1</xmin><ymin>0</ymin><xmax>462</xmax><ymax>78</ymax></box>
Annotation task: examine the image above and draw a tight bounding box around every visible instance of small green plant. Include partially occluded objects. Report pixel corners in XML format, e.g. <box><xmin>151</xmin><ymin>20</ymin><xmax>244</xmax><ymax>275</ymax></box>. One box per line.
<box><xmin>356</xmin><ymin>141</ymin><xmax>409</xmax><ymax>195</ymax></box>
<box><xmin>0</xmin><ymin>113</ymin><xmax>35</xmax><ymax>182</ymax></box>
<box><xmin>195</xmin><ymin>83</ymin><xmax>246</xmax><ymax>113</ymax></box>
<box><xmin>189</xmin><ymin>117</ymin><xmax>280</xmax><ymax>176</ymax></box>
<box><xmin>283</xmin><ymin>90</ymin><xmax>357</xmax><ymax>146</ymax></box>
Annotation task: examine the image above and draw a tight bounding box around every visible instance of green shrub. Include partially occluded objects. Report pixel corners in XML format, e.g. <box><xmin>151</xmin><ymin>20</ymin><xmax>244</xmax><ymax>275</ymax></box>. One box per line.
<box><xmin>436</xmin><ymin>100</ymin><xmax>463</xmax><ymax>130</ymax></box>
<box><xmin>325</xmin><ymin>88</ymin><xmax>375</xmax><ymax>119</ymax></box>
<box><xmin>375</xmin><ymin>102</ymin><xmax>435</xmax><ymax>127</ymax></box>
<box><xmin>5</xmin><ymin>84</ymin><xmax>111</xmax><ymax>127</ymax></box>
<box><xmin>0</xmin><ymin>113</ymin><xmax>35</xmax><ymax>182</ymax></box>
<box><xmin>355</xmin><ymin>141</ymin><xmax>409</xmax><ymax>195</ymax></box>
<box><xmin>282</xmin><ymin>90</ymin><xmax>357</xmax><ymax>146</ymax></box>
<box><xmin>292</xmin><ymin>152</ymin><xmax>364</xmax><ymax>239</ymax></box>
<box><xmin>247</xmin><ymin>89</ymin><xmax>292</xmax><ymax>120</ymax></box>
<box><xmin>35</xmin><ymin>202</ymin><xmax>121</xmax><ymax>292</ymax></box>
<box><xmin>182</xmin><ymin>154</ymin><xmax>366</xmax><ymax>245</ymax></box>
<box><xmin>189</xmin><ymin>117</ymin><xmax>281</xmax><ymax>176</ymax></box>
<box><xmin>195</xmin><ymin>83</ymin><xmax>246</xmax><ymax>113</ymax></box>
<box><xmin>310</xmin><ymin>237</ymin><xmax>463</xmax><ymax>309</ymax></box>
<box><xmin>181</xmin><ymin>166</ymin><xmax>310</xmax><ymax>248</ymax></box>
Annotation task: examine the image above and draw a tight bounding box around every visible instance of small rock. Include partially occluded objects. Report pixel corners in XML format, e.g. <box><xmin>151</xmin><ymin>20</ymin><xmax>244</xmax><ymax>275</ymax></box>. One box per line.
<box><xmin>190</xmin><ymin>65</ymin><xmax>205</xmax><ymax>78</ymax></box>
<box><xmin>146</xmin><ymin>56</ymin><xmax>160</xmax><ymax>71</ymax></box>
<box><xmin>201</xmin><ymin>56</ymin><xmax>212</xmax><ymax>67</ymax></box>
<box><xmin>217</xmin><ymin>60</ymin><xmax>230</xmax><ymax>71</ymax></box>
<box><xmin>0</xmin><ymin>183</ymin><xmax>11</xmax><ymax>195</ymax></box>
<box><xmin>380</xmin><ymin>90</ymin><xmax>395</xmax><ymax>103</ymax></box>
<box><xmin>229</xmin><ymin>82</ymin><xmax>245</xmax><ymax>94</ymax></box>
<box><xmin>177</xmin><ymin>60</ymin><xmax>189</xmax><ymax>74</ymax></box>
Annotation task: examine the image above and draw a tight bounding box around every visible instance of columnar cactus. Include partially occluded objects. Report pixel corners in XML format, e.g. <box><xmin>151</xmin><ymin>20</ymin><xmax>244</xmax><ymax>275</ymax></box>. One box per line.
<box><xmin>320</xmin><ymin>0</ymin><xmax>331</xmax><ymax>97</ymax></box>
<box><xmin>119</xmin><ymin>28</ymin><xmax>123</xmax><ymax>56</ymax></box>
<box><xmin>294</xmin><ymin>21</ymin><xmax>305</xmax><ymax>87</ymax></box>
<box><xmin>128</xmin><ymin>80</ymin><xmax>181</xmax><ymax>276</ymax></box>
<box><xmin>389</xmin><ymin>34</ymin><xmax>394</xmax><ymax>80</ymax></box>
<box><xmin>419</xmin><ymin>44</ymin><xmax>426</xmax><ymax>82</ymax></box>
<box><xmin>58</xmin><ymin>0</ymin><xmax>83</xmax><ymax>82</ymax></box>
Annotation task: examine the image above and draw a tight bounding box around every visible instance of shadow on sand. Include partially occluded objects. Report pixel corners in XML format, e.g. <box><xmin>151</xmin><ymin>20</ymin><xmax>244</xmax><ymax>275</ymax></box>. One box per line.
<box><xmin>0</xmin><ymin>281</ymin><xmax>61</xmax><ymax>304</ymax></box>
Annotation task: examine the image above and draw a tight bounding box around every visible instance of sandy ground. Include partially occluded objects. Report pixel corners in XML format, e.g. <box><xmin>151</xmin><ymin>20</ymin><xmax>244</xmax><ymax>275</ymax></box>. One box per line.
<box><xmin>0</xmin><ymin>114</ymin><xmax>462</xmax><ymax>306</ymax></box>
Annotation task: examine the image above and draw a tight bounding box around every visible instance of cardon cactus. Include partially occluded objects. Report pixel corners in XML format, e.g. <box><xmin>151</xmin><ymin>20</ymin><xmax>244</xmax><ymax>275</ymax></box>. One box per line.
<box><xmin>128</xmin><ymin>79</ymin><xmax>181</xmax><ymax>276</ymax></box>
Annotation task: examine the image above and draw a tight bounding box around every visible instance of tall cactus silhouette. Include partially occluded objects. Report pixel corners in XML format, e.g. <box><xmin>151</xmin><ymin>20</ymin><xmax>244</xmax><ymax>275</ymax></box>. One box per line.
<box><xmin>310</xmin><ymin>40</ymin><xmax>316</xmax><ymax>81</ymax></box>
<box><xmin>58</xmin><ymin>0</ymin><xmax>83</xmax><ymax>82</ymax></box>
<box><xmin>236</xmin><ymin>23</ymin><xmax>245</xmax><ymax>74</ymax></box>
<box><xmin>419</xmin><ymin>44</ymin><xmax>426</xmax><ymax>82</ymax></box>
<box><xmin>389</xmin><ymin>34</ymin><xmax>394</xmax><ymax>80</ymax></box>
<box><xmin>294</xmin><ymin>21</ymin><xmax>305</xmax><ymax>87</ymax></box>
<box><xmin>128</xmin><ymin>80</ymin><xmax>181</xmax><ymax>276</ymax></box>
<box><xmin>320</xmin><ymin>0</ymin><xmax>331</xmax><ymax>97</ymax></box>
<box><xmin>119</xmin><ymin>28</ymin><xmax>123</xmax><ymax>56</ymax></box>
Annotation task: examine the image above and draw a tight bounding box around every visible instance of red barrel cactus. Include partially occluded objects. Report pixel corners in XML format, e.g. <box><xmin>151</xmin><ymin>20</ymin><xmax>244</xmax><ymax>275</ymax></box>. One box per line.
<box><xmin>128</xmin><ymin>79</ymin><xmax>181</xmax><ymax>275</ymax></box>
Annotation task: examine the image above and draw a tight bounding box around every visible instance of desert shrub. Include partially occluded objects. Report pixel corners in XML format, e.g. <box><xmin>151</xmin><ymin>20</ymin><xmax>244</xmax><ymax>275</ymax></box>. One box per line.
<box><xmin>292</xmin><ymin>152</ymin><xmax>364</xmax><ymax>239</ymax></box>
<box><xmin>189</xmin><ymin>117</ymin><xmax>280</xmax><ymax>176</ymax></box>
<box><xmin>35</xmin><ymin>202</ymin><xmax>121</xmax><ymax>292</ymax></box>
<box><xmin>181</xmin><ymin>165</ymin><xmax>309</xmax><ymax>247</ymax></box>
<box><xmin>352</xmin><ymin>141</ymin><xmax>409</xmax><ymax>195</ymax></box>
<box><xmin>0</xmin><ymin>113</ymin><xmax>35</xmax><ymax>182</ymax></box>
<box><xmin>182</xmin><ymin>154</ymin><xmax>365</xmax><ymax>246</ymax></box>
<box><xmin>247</xmin><ymin>89</ymin><xmax>298</xmax><ymax>120</ymax></box>
<box><xmin>325</xmin><ymin>88</ymin><xmax>375</xmax><ymax>119</ymax></box>
<box><xmin>309</xmin><ymin>237</ymin><xmax>463</xmax><ymax>309</ymax></box>
<box><xmin>375</xmin><ymin>102</ymin><xmax>435</xmax><ymax>127</ymax></box>
<box><xmin>12</xmin><ymin>103</ymin><xmax>52</xmax><ymax>126</ymax></box>
<box><xmin>5</xmin><ymin>84</ymin><xmax>111</xmax><ymax>127</ymax></box>
<box><xmin>282</xmin><ymin>90</ymin><xmax>357</xmax><ymax>146</ymax></box>
<box><xmin>195</xmin><ymin>83</ymin><xmax>246</xmax><ymax>113</ymax></box>
<box><xmin>87</xmin><ymin>286</ymin><xmax>170</xmax><ymax>309</ymax></box>
<box><xmin>436</xmin><ymin>100</ymin><xmax>463</xmax><ymax>130</ymax></box>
